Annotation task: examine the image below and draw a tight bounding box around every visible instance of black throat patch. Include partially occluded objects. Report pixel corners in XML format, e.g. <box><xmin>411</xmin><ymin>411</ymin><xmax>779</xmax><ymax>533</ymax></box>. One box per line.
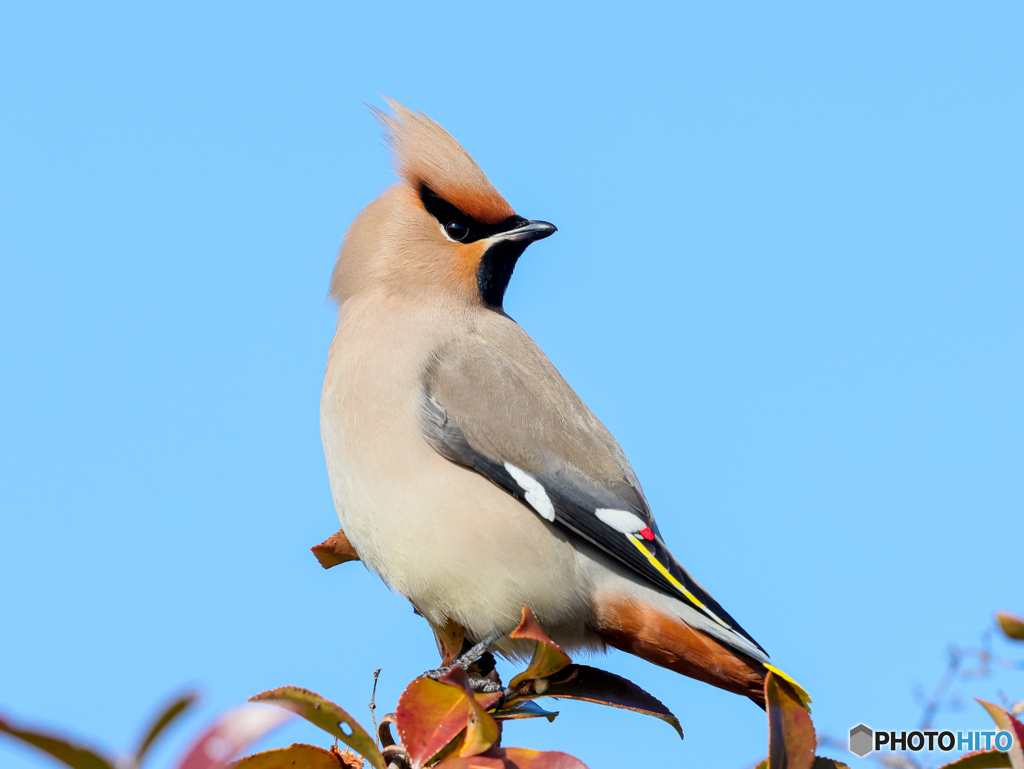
<box><xmin>476</xmin><ymin>239</ymin><xmax>530</xmax><ymax>307</ymax></box>
<box><xmin>418</xmin><ymin>184</ymin><xmax>529</xmax><ymax>307</ymax></box>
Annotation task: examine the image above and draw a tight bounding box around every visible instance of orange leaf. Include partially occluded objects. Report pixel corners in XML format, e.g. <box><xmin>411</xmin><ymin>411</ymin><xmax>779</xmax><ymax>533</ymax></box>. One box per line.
<box><xmin>229</xmin><ymin>744</ymin><xmax>347</xmax><ymax>769</ymax></box>
<box><xmin>333</xmin><ymin>748</ymin><xmax>365</xmax><ymax>769</ymax></box>
<box><xmin>247</xmin><ymin>688</ymin><xmax>382</xmax><ymax>769</ymax></box>
<box><xmin>429</xmin><ymin>668</ymin><xmax>503</xmax><ymax>760</ymax></box>
<box><xmin>438</xmin><ymin>747</ymin><xmax>587</xmax><ymax>768</ymax></box>
<box><xmin>429</xmin><ymin>618</ymin><xmax>467</xmax><ymax>667</ymax></box>
<box><xmin>508</xmin><ymin>608</ymin><xmax>571</xmax><ymax>689</ymax></box>
<box><xmin>766</xmin><ymin>672</ymin><xmax>816</xmax><ymax>769</ymax></box>
<box><xmin>311</xmin><ymin>529</ymin><xmax>360</xmax><ymax>569</ymax></box>
<box><xmin>459</xmin><ymin>699</ymin><xmax>500</xmax><ymax>759</ymax></box>
<box><xmin>438</xmin><ymin>667</ymin><xmax>503</xmax><ymax>711</ymax></box>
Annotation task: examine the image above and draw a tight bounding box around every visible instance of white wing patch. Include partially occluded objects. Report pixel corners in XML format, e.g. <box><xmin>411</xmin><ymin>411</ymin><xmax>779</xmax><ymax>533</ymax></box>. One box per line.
<box><xmin>504</xmin><ymin>463</ymin><xmax>556</xmax><ymax>522</ymax></box>
<box><xmin>595</xmin><ymin>508</ymin><xmax>645</xmax><ymax>535</ymax></box>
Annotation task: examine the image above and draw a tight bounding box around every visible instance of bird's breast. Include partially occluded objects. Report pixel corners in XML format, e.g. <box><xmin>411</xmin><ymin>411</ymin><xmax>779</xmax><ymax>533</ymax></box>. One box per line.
<box><xmin>319</xmin><ymin>293</ymin><xmax>592</xmax><ymax>648</ymax></box>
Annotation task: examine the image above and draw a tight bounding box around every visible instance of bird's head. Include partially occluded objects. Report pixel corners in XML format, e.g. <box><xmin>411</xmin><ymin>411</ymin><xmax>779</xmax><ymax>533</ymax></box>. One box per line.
<box><xmin>331</xmin><ymin>99</ymin><xmax>556</xmax><ymax>308</ymax></box>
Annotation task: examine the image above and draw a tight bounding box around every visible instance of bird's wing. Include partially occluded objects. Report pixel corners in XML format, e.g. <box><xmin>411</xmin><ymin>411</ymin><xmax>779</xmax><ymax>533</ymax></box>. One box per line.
<box><xmin>419</xmin><ymin>325</ymin><xmax>766</xmax><ymax>656</ymax></box>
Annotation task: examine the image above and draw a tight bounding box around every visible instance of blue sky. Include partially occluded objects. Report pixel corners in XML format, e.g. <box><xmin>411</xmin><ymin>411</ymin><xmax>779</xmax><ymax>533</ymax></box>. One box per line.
<box><xmin>1</xmin><ymin>3</ymin><xmax>1021</xmax><ymax>768</ymax></box>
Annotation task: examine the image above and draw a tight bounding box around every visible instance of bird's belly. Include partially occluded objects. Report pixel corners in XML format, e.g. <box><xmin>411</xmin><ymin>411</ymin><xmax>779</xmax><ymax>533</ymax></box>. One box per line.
<box><xmin>321</xmin><ymin>328</ymin><xmax>596</xmax><ymax>654</ymax></box>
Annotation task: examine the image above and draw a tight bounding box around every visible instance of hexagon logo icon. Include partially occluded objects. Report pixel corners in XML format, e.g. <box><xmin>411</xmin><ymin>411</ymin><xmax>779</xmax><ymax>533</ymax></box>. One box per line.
<box><xmin>849</xmin><ymin>724</ymin><xmax>874</xmax><ymax>757</ymax></box>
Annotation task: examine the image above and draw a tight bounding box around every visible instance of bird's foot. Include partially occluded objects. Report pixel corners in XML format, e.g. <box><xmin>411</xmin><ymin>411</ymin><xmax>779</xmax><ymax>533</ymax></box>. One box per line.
<box><xmin>422</xmin><ymin>662</ymin><xmax>456</xmax><ymax>680</ymax></box>
<box><xmin>421</xmin><ymin>668</ymin><xmax>503</xmax><ymax>695</ymax></box>
<box><xmin>467</xmin><ymin>676</ymin><xmax>504</xmax><ymax>694</ymax></box>
<box><xmin>422</xmin><ymin>630</ymin><xmax>502</xmax><ymax>681</ymax></box>
<box><xmin>421</xmin><ymin>630</ymin><xmax>505</xmax><ymax>696</ymax></box>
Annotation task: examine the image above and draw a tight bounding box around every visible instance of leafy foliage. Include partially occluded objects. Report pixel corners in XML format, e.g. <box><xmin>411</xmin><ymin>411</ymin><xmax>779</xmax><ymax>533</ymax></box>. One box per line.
<box><xmin>1</xmin><ymin>527</ymin><xmax>1018</xmax><ymax>769</ymax></box>
<box><xmin>249</xmin><ymin>687</ymin><xmax>384</xmax><ymax>769</ymax></box>
<box><xmin>997</xmin><ymin>613</ymin><xmax>1024</xmax><ymax>644</ymax></box>
<box><xmin>0</xmin><ymin>717</ymin><xmax>115</xmax><ymax>769</ymax></box>
<box><xmin>0</xmin><ymin>695</ymin><xmax>288</xmax><ymax>769</ymax></box>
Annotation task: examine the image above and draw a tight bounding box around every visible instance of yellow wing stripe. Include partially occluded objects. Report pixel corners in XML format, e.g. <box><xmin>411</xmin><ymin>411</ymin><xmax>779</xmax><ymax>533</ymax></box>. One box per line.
<box><xmin>627</xmin><ymin>537</ymin><xmax>731</xmax><ymax>630</ymax></box>
<box><xmin>764</xmin><ymin>663</ymin><xmax>813</xmax><ymax>710</ymax></box>
<box><xmin>624</xmin><ymin>539</ymin><xmax>812</xmax><ymax>710</ymax></box>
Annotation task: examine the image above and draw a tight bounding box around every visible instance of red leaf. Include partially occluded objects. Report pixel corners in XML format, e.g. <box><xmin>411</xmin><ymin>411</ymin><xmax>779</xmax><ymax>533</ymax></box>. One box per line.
<box><xmin>977</xmin><ymin>700</ymin><xmax>1024</xmax><ymax>769</ymax></box>
<box><xmin>765</xmin><ymin>672</ymin><xmax>816</xmax><ymax>769</ymax></box>
<box><xmin>396</xmin><ymin>678</ymin><xmax>486</xmax><ymax>769</ymax></box>
<box><xmin>174</xmin><ymin>705</ymin><xmax>291</xmax><ymax>769</ymax></box>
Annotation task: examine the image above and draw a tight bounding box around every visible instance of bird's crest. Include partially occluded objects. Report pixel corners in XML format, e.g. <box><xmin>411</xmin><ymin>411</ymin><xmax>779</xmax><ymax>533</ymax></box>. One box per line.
<box><xmin>371</xmin><ymin>98</ymin><xmax>515</xmax><ymax>225</ymax></box>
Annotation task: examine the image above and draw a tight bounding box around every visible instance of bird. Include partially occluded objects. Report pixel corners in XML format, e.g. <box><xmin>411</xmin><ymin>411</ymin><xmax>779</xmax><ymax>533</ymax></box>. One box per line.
<box><xmin>320</xmin><ymin>99</ymin><xmax>803</xmax><ymax>708</ymax></box>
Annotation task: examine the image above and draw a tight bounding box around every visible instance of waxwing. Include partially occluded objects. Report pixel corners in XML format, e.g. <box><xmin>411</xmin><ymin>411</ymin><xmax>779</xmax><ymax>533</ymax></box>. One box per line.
<box><xmin>320</xmin><ymin>99</ymin><xmax>804</xmax><ymax>708</ymax></box>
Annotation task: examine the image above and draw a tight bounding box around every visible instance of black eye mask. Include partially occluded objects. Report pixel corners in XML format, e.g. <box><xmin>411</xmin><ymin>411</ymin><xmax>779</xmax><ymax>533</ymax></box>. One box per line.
<box><xmin>419</xmin><ymin>184</ymin><xmax>528</xmax><ymax>244</ymax></box>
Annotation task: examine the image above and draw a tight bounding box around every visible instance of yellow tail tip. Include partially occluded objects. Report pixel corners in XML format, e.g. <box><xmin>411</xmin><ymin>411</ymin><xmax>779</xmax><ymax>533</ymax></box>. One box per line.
<box><xmin>764</xmin><ymin>663</ymin><xmax>812</xmax><ymax>711</ymax></box>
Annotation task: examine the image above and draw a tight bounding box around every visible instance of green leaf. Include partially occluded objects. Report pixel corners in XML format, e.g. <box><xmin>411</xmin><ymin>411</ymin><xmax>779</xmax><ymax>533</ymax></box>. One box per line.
<box><xmin>765</xmin><ymin>672</ymin><xmax>816</xmax><ymax>769</ymax></box>
<box><xmin>996</xmin><ymin>612</ymin><xmax>1024</xmax><ymax>642</ymax></box>
<box><xmin>508</xmin><ymin>608</ymin><xmax>571</xmax><ymax>688</ymax></box>
<box><xmin>436</xmin><ymin>747</ymin><xmax>587</xmax><ymax>768</ymax></box>
<box><xmin>247</xmin><ymin>688</ymin><xmax>383</xmax><ymax>769</ymax></box>
<box><xmin>508</xmin><ymin>664</ymin><xmax>682</xmax><ymax>740</ymax></box>
<box><xmin>0</xmin><ymin>716</ymin><xmax>115</xmax><ymax>769</ymax></box>
<box><xmin>174</xmin><ymin>704</ymin><xmax>292</xmax><ymax>769</ymax></box>
<box><xmin>133</xmin><ymin>691</ymin><xmax>198</xmax><ymax>768</ymax></box>
<box><xmin>229</xmin><ymin>744</ymin><xmax>350</xmax><ymax>769</ymax></box>
<box><xmin>977</xmin><ymin>699</ymin><xmax>1024</xmax><ymax>769</ymax></box>
<box><xmin>937</xmin><ymin>750</ymin><xmax>1012</xmax><ymax>769</ymax></box>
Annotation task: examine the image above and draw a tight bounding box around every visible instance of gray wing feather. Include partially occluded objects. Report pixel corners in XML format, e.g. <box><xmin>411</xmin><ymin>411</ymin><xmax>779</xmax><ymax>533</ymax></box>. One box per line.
<box><xmin>419</xmin><ymin>323</ymin><xmax>764</xmax><ymax>653</ymax></box>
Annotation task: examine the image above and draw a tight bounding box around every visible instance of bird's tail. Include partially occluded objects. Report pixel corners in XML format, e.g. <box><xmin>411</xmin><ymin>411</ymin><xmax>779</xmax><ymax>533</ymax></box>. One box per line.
<box><xmin>592</xmin><ymin>594</ymin><xmax>809</xmax><ymax>709</ymax></box>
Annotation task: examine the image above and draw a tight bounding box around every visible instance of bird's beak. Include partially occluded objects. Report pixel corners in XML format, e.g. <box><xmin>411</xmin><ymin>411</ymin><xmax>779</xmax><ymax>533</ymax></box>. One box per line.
<box><xmin>500</xmin><ymin>220</ymin><xmax>557</xmax><ymax>243</ymax></box>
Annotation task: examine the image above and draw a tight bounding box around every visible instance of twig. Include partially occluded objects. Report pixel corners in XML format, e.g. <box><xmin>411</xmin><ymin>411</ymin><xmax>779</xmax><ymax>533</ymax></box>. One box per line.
<box><xmin>370</xmin><ymin>668</ymin><xmax>382</xmax><ymax>745</ymax></box>
<box><xmin>918</xmin><ymin>646</ymin><xmax>962</xmax><ymax>731</ymax></box>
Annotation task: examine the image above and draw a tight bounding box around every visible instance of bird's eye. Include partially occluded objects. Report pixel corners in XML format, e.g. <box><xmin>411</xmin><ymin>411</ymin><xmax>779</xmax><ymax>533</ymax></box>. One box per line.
<box><xmin>445</xmin><ymin>221</ymin><xmax>469</xmax><ymax>241</ymax></box>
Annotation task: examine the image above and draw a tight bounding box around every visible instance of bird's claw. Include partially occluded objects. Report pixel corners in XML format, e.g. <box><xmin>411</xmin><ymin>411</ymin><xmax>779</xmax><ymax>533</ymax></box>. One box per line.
<box><xmin>422</xmin><ymin>663</ymin><xmax>455</xmax><ymax>680</ymax></box>
<box><xmin>467</xmin><ymin>677</ymin><xmax>504</xmax><ymax>694</ymax></box>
